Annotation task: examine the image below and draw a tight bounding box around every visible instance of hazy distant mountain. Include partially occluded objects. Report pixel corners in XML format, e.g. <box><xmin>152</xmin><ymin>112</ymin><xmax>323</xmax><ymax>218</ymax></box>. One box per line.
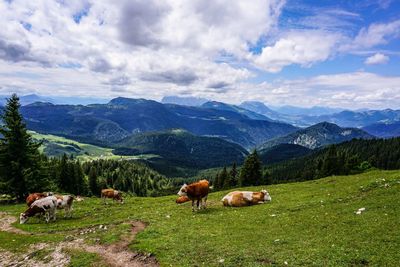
<box><xmin>114</xmin><ymin>129</ymin><xmax>248</xmax><ymax>169</ymax></box>
<box><xmin>311</xmin><ymin>109</ymin><xmax>400</xmax><ymax>128</ymax></box>
<box><xmin>161</xmin><ymin>95</ymin><xmax>209</xmax><ymax>106</ymax></box>
<box><xmin>0</xmin><ymin>94</ymin><xmax>109</xmax><ymax>106</ymax></box>
<box><xmin>201</xmin><ymin>101</ymin><xmax>272</xmax><ymax>121</ymax></box>
<box><xmin>259</xmin><ymin>122</ymin><xmax>374</xmax><ymax>150</ymax></box>
<box><xmin>20</xmin><ymin>97</ymin><xmax>298</xmax><ymax>149</ymax></box>
<box><xmin>270</xmin><ymin>105</ymin><xmax>344</xmax><ymax>116</ymax></box>
<box><xmin>362</xmin><ymin>121</ymin><xmax>400</xmax><ymax>138</ymax></box>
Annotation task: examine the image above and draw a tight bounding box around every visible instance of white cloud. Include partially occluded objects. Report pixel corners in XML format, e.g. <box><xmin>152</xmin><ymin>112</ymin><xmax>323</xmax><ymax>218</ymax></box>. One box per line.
<box><xmin>364</xmin><ymin>53</ymin><xmax>389</xmax><ymax>65</ymax></box>
<box><xmin>253</xmin><ymin>31</ymin><xmax>341</xmax><ymax>72</ymax></box>
<box><xmin>0</xmin><ymin>0</ymin><xmax>283</xmax><ymax>98</ymax></box>
<box><xmin>342</xmin><ymin>20</ymin><xmax>400</xmax><ymax>51</ymax></box>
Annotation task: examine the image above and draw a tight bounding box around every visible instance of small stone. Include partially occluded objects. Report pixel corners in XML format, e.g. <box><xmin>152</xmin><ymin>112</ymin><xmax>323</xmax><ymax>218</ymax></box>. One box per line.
<box><xmin>166</xmin><ymin>215</ymin><xmax>171</xmax><ymax>219</ymax></box>
<box><xmin>219</xmin><ymin>259</ymin><xmax>225</xmax><ymax>263</ymax></box>
<box><xmin>284</xmin><ymin>261</ymin><xmax>288</xmax><ymax>265</ymax></box>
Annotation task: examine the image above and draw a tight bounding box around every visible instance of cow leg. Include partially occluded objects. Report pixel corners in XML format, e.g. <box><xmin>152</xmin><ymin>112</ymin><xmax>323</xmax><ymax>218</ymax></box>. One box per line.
<box><xmin>202</xmin><ymin>196</ymin><xmax>208</xmax><ymax>209</ymax></box>
<box><xmin>192</xmin><ymin>200</ymin><xmax>195</xmax><ymax>212</ymax></box>
<box><xmin>44</xmin><ymin>212</ymin><xmax>50</xmax><ymax>223</ymax></box>
<box><xmin>196</xmin><ymin>199</ymin><xmax>201</xmax><ymax>210</ymax></box>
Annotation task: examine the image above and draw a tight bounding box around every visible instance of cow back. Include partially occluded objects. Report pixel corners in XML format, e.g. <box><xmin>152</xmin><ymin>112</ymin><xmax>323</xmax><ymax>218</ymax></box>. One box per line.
<box><xmin>186</xmin><ymin>180</ymin><xmax>209</xmax><ymax>199</ymax></box>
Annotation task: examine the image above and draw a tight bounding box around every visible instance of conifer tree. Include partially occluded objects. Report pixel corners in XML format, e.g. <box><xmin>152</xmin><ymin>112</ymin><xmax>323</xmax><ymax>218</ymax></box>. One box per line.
<box><xmin>239</xmin><ymin>149</ymin><xmax>262</xmax><ymax>186</ymax></box>
<box><xmin>0</xmin><ymin>94</ymin><xmax>45</xmax><ymax>201</ymax></box>
<box><xmin>220</xmin><ymin>166</ymin><xmax>229</xmax><ymax>188</ymax></box>
<box><xmin>88</xmin><ymin>166</ymin><xmax>98</xmax><ymax>196</ymax></box>
<box><xmin>229</xmin><ymin>162</ymin><xmax>238</xmax><ymax>186</ymax></box>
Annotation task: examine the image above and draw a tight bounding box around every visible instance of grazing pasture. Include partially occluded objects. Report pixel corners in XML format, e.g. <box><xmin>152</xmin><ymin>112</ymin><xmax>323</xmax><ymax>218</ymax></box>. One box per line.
<box><xmin>0</xmin><ymin>170</ymin><xmax>400</xmax><ymax>266</ymax></box>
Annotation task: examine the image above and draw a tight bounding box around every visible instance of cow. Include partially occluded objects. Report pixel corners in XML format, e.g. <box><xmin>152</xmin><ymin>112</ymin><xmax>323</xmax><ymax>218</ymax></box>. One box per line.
<box><xmin>222</xmin><ymin>190</ymin><xmax>271</xmax><ymax>207</ymax></box>
<box><xmin>177</xmin><ymin>180</ymin><xmax>209</xmax><ymax>211</ymax></box>
<box><xmin>20</xmin><ymin>196</ymin><xmax>57</xmax><ymax>224</ymax></box>
<box><xmin>101</xmin><ymin>189</ymin><xmax>123</xmax><ymax>204</ymax></box>
<box><xmin>26</xmin><ymin>192</ymin><xmax>53</xmax><ymax>206</ymax></box>
<box><xmin>55</xmin><ymin>195</ymin><xmax>74</xmax><ymax>217</ymax></box>
<box><xmin>176</xmin><ymin>195</ymin><xmax>190</xmax><ymax>204</ymax></box>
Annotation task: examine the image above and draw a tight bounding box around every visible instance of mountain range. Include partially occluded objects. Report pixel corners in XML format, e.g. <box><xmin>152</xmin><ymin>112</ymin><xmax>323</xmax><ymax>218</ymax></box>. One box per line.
<box><xmin>259</xmin><ymin>122</ymin><xmax>374</xmax><ymax>150</ymax></box>
<box><xmin>19</xmin><ymin>97</ymin><xmax>298</xmax><ymax>149</ymax></box>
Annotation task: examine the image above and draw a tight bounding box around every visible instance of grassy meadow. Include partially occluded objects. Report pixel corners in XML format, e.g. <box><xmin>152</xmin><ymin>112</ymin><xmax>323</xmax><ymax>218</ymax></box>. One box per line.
<box><xmin>30</xmin><ymin>131</ymin><xmax>157</xmax><ymax>161</ymax></box>
<box><xmin>0</xmin><ymin>170</ymin><xmax>400</xmax><ymax>266</ymax></box>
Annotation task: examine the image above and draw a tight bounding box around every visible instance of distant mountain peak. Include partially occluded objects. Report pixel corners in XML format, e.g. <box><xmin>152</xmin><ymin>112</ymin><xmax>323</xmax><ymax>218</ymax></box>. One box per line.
<box><xmin>260</xmin><ymin>122</ymin><xmax>374</xmax><ymax>150</ymax></box>
<box><xmin>161</xmin><ymin>95</ymin><xmax>209</xmax><ymax>106</ymax></box>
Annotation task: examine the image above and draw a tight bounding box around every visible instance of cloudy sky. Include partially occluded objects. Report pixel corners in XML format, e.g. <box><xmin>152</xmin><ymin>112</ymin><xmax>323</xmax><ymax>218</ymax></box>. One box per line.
<box><xmin>0</xmin><ymin>0</ymin><xmax>399</xmax><ymax>109</ymax></box>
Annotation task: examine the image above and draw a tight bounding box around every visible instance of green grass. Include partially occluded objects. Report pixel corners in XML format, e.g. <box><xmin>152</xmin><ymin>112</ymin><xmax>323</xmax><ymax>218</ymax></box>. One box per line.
<box><xmin>1</xmin><ymin>170</ymin><xmax>400</xmax><ymax>266</ymax></box>
<box><xmin>64</xmin><ymin>249</ymin><xmax>105</xmax><ymax>267</ymax></box>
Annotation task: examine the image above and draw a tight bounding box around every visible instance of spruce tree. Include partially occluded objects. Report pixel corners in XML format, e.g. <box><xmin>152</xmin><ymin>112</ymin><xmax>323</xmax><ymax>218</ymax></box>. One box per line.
<box><xmin>88</xmin><ymin>166</ymin><xmax>98</xmax><ymax>196</ymax></box>
<box><xmin>239</xmin><ymin>149</ymin><xmax>262</xmax><ymax>186</ymax></box>
<box><xmin>220</xmin><ymin>166</ymin><xmax>229</xmax><ymax>189</ymax></box>
<box><xmin>0</xmin><ymin>94</ymin><xmax>44</xmax><ymax>201</ymax></box>
<box><xmin>229</xmin><ymin>162</ymin><xmax>238</xmax><ymax>186</ymax></box>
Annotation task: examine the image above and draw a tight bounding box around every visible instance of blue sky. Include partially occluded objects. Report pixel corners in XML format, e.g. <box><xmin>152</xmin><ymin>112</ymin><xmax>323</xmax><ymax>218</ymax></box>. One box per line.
<box><xmin>0</xmin><ymin>0</ymin><xmax>399</xmax><ymax>109</ymax></box>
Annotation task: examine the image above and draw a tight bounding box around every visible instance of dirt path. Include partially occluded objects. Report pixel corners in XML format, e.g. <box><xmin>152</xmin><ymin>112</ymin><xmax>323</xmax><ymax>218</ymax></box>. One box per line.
<box><xmin>0</xmin><ymin>212</ymin><xmax>30</xmax><ymax>235</ymax></box>
<box><xmin>0</xmin><ymin>213</ymin><xmax>158</xmax><ymax>267</ymax></box>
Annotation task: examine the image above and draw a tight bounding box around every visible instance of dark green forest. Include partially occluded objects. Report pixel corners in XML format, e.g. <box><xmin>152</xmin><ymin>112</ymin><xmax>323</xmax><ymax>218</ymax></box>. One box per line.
<box><xmin>265</xmin><ymin>137</ymin><xmax>400</xmax><ymax>183</ymax></box>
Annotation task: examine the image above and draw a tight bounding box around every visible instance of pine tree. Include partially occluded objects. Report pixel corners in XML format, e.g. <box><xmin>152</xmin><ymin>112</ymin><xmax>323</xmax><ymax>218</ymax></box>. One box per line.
<box><xmin>0</xmin><ymin>94</ymin><xmax>45</xmax><ymax>201</ymax></box>
<box><xmin>88</xmin><ymin>166</ymin><xmax>98</xmax><ymax>196</ymax></box>
<box><xmin>229</xmin><ymin>162</ymin><xmax>238</xmax><ymax>186</ymax></box>
<box><xmin>220</xmin><ymin>166</ymin><xmax>230</xmax><ymax>189</ymax></box>
<box><xmin>214</xmin><ymin>172</ymin><xmax>221</xmax><ymax>190</ymax></box>
<box><xmin>239</xmin><ymin>149</ymin><xmax>262</xmax><ymax>186</ymax></box>
<box><xmin>74</xmin><ymin>161</ymin><xmax>86</xmax><ymax>195</ymax></box>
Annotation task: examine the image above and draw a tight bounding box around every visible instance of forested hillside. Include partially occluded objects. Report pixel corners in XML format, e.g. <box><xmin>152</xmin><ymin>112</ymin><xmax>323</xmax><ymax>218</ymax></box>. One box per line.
<box><xmin>266</xmin><ymin>137</ymin><xmax>400</xmax><ymax>183</ymax></box>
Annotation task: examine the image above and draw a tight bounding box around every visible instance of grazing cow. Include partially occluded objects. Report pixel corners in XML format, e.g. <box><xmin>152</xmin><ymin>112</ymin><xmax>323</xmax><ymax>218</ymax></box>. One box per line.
<box><xmin>176</xmin><ymin>195</ymin><xmax>190</xmax><ymax>204</ymax></box>
<box><xmin>26</xmin><ymin>192</ymin><xmax>50</xmax><ymax>206</ymax></box>
<box><xmin>101</xmin><ymin>189</ymin><xmax>123</xmax><ymax>204</ymax></box>
<box><xmin>177</xmin><ymin>180</ymin><xmax>209</xmax><ymax>211</ymax></box>
<box><xmin>55</xmin><ymin>195</ymin><xmax>74</xmax><ymax>217</ymax></box>
<box><xmin>222</xmin><ymin>190</ymin><xmax>271</xmax><ymax>207</ymax></box>
<box><xmin>20</xmin><ymin>196</ymin><xmax>57</xmax><ymax>224</ymax></box>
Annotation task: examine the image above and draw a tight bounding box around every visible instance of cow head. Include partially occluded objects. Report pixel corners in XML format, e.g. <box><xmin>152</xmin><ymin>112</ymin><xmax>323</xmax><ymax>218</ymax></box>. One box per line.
<box><xmin>19</xmin><ymin>213</ymin><xmax>28</xmax><ymax>224</ymax></box>
<box><xmin>261</xmin><ymin>189</ymin><xmax>271</xmax><ymax>202</ymax></box>
<box><xmin>177</xmin><ymin>184</ymin><xmax>188</xmax><ymax>196</ymax></box>
<box><xmin>115</xmin><ymin>192</ymin><xmax>124</xmax><ymax>203</ymax></box>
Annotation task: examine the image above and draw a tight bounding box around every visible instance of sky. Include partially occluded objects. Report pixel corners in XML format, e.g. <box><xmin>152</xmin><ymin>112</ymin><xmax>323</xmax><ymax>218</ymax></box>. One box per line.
<box><xmin>0</xmin><ymin>0</ymin><xmax>399</xmax><ymax>109</ymax></box>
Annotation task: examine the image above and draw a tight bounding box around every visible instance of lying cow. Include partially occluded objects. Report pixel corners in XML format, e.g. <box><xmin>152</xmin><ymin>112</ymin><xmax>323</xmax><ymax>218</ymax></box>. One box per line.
<box><xmin>101</xmin><ymin>189</ymin><xmax>123</xmax><ymax>204</ymax></box>
<box><xmin>177</xmin><ymin>180</ymin><xmax>209</xmax><ymax>211</ymax></box>
<box><xmin>176</xmin><ymin>195</ymin><xmax>190</xmax><ymax>204</ymax></box>
<box><xmin>26</xmin><ymin>192</ymin><xmax>53</xmax><ymax>206</ymax></box>
<box><xmin>20</xmin><ymin>196</ymin><xmax>57</xmax><ymax>224</ymax></box>
<box><xmin>222</xmin><ymin>190</ymin><xmax>271</xmax><ymax>207</ymax></box>
<box><xmin>55</xmin><ymin>195</ymin><xmax>74</xmax><ymax>217</ymax></box>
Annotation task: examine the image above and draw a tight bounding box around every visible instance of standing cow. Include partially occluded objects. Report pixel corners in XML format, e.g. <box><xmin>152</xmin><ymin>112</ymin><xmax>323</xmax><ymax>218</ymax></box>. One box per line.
<box><xmin>55</xmin><ymin>195</ymin><xmax>74</xmax><ymax>217</ymax></box>
<box><xmin>222</xmin><ymin>190</ymin><xmax>271</xmax><ymax>207</ymax></box>
<box><xmin>101</xmin><ymin>189</ymin><xmax>124</xmax><ymax>204</ymax></box>
<box><xmin>177</xmin><ymin>180</ymin><xmax>209</xmax><ymax>211</ymax></box>
<box><xmin>20</xmin><ymin>196</ymin><xmax>57</xmax><ymax>224</ymax></box>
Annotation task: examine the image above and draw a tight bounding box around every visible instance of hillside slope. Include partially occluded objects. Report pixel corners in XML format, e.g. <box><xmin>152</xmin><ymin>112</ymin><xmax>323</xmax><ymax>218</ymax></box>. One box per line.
<box><xmin>362</xmin><ymin>121</ymin><xmax>400</xmax><ymax>138</ymax></box>
<box><xmin>1</xmin><ymin>170</ymin><xmax>399</xmax><ymax>266</ymax></box>
<box><xmin>114</xmin><ymin>129</ymin><xmax>248</xmax><ymax>170</ymax></box>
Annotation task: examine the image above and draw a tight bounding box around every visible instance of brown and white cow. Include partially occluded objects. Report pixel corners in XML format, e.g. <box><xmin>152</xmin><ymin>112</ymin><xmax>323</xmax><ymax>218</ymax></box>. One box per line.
<box><xmin>176</xmin><ymin>195</ymin><xmax>190</xmax><ymax>204</ymax></box>
<box><xmin>222</xmin><ymin>190</ymin><xmax>271</xmax><ymax>207</ymax></box>
<box><xmin>55</xmin><ymin>195</ymin><xmax>74</xmax><ymax>217</ymax></box>
<box><xmin>20</xmin><ymin>196</ymin><xmax>57</xmax><ymax>224</ymax></box>
<box><xmin>177</xmin><ymin>180</ymin><xmax>209</xmax><ymax>211</ymax></box>
<box><xmin>101</xmin><ymin>189</ymin><xmax>123</xmax><ymax>204</ymax></box>
<box><xmin>26</xmin><ymin>192</ymin><xmax>53</xmax><ymax>206</ymax></box>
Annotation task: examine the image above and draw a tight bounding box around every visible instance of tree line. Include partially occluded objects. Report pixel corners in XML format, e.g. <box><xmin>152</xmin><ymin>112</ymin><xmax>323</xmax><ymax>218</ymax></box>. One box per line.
<box><xmin>266</xmin><ymin>137</ymin><xmax>400</xmax><ymax>183</ymax></box>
